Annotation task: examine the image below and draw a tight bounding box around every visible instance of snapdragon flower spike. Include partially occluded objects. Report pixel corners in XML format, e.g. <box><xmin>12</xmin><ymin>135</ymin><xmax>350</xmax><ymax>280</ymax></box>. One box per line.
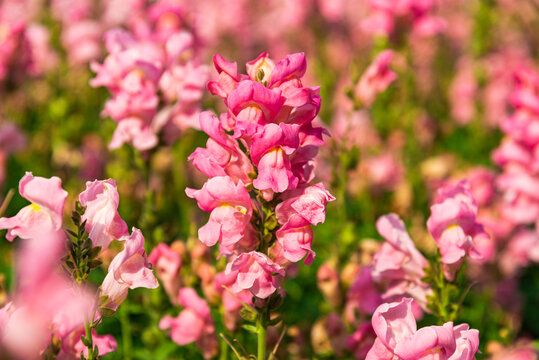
<box><xmin>100</xmin><ymin>228</ymin><xmax>158</xmax><ymax>312</ymax></box>
<box><xmin>366</xmin><ymin>298</ymin><xmax>479</xmax><ymax>360</ymax></box>
<box><xmin>492</xmin><ymin>66</ymin><xmax>539</xmax><ymax>227</ymax></box>
<box><xmin>0</xmin><ymin>172</ymin><xmax>67</xmax><ymax>241</ymax></box>
<box><xmin>186</xmin><ymin>176</ymin><xmax>257</xmax><ymax>256</ymax></box>
<box><xmin>427</xmin><ymin>180</ymin><xmax>486</xmax><ymax>280</ymax></box>
<box><xmin>159</xmin><ymin>288</ymin><xmax>218</xmax><ymax>359</ymax></box>
<box><xmin>91</xmin><ymin>16</ymin><xmax>207</xmax><ymax>151</ymax></box>
<box><xmin>79</xmin><ymin>179</ymin><xmax>129</xmax><ymax>251</ymax></box>
<box><xmin>190</xmin><ymin>52</ymin><xmax>332</xmax><ymax>305</ymax></box>
<box><xmin>198</xmin><ymin>52</ymin><xmax>327</xmax><ymax>196</ymax></box>
<box><xmin>372</xmin><ymin>214</ymin><xmax>431</xmax><ymax>309</ymax></box>
<box><xmin>225</xmin><ymin>251</ymin><xmax>285</xmax><ymax>299</ymax></box>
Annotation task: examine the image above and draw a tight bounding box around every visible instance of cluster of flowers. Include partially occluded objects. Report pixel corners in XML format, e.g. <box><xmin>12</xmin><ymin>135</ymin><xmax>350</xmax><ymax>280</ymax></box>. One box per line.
<box><xmin>91</xmin><ymin>1</ymin><xmax>207</xmax><ymax>151</ymax></box>
<box><xmin>493</xmin><ymin>67</ymin><xmax>539</xmax><ymax>229</ymax></box>
<box><xmin>0</xmin><ymin>173</ymin><xmax>157</xmax><ymax>358</ymax></box>
<box><xmin>0</xmin><ymin>0</ymin><xmax>57</xmax><ymax>85</ymax></box>
<box><xmin>365</xmin><ymin>298</ymin><xmax>479</xmax><ymax>360</ymax></box>
<box><xmin>190</xmin><ymin>50</ymin><xmax>334</xmax><ymax>276</ymax></box>
<box><xmin>154</xmin><ymin>52</ymin><xmax>335</xmax><ymax>355</ymax></box>
<box><xmin>362</xmin><ymin>0</ymin><xmax>446</xmax><ymax>37</ymax></box>
<box><xmin>314</xmin><ymin>180</ymin><xmax>486</xmax><ymax>358</ymax></box>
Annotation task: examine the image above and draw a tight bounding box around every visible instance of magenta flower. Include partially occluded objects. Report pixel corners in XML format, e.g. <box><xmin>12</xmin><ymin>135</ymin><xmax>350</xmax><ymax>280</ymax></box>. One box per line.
<box><xmin>101</xmin><ymin>228</ymin><xmax>158</xmax><ymax>311</ymax></box>
<box><xmin>449</xmin><ymin>324</ymin><xmax>480</xmax><ymax>360</ymax></box>
<box><xmin>91</xmin><ymin>18</ymin><xmax>207</xmax><ymax>150</ymax></box>
<box><xmin>276</xmin><ymin>183</ymin><xmax>335</xmax><ymax>226</ymax></box>
<box><xmin>427</xmin><ymin>180</ymin><xmax>487</xmax><ymax>280</ymax></box>
<box><xmin>372</xmin><ymin>214</ymin><xmax>431</xmax><ymax>308</ymax></box>
<box><xmin>188</xmin><ymin>111</ymin><xmax>253</xmax><ymax>184</ymax></box>
<box><xmin>225</xmin><ymin>251</ymin><xmax>285</xmax><ymax>299</ymax></box>
<box><xmin>0</xmin><ymin>172</ymin><xmax>67</xmax><ymax>241</ymax></box>
<box><xmin>79</xmin><ymin>179</ymin><xmax>129</xmax><ymax>251</ymax></box>
<box><xmin>214</xmin><ymin>271</ymin><xmax>253</xmax><ymax>331</ymax></box>
<box><xmin>250</xmin><ymin>123</ymin><xmax>300</xmax><ymax>193</ymax></box>
<box><xmin>346</xmin><ymin>266</ymin><xmax>383</xmax><ymax>316</ymax></box>
<box><xmin>159</xmin><ymin>288</ymin><xmax>217</xmax><ymax>359</ymax></box>
<box><xmin>227</xmin><ymin>80</ymin><xmax>284</xmax><ymax>137</ymax></box>
<box><xmin>148</xmin><ymin>243</ymin><xmax>182</xmax><ymax>304</ymax></box>
<box><xmin>354</xmin><ymin>50</ymin><xmax>397</xmax><ymax>107</ymax></box>
<box><xmin>347</xmin><ymin>323</ymin><xmax>377</xmax><ymax>360</ymax></box>
<box><xmin>58</xmin><ymin>328</ymin><xmax>117</xmax><ymax>359</ymax></box>
<box><xmin>186</xmin><ymin>176</ymin><xmax>256</xmax><ymax>256</ymax></box>
<box><xmin>366</xmin><ymin>298</ymin><xmax>479</xmax><ymax>360</ymax></box>
<box><xmin>273</xmin><ymin>214</ymin><xmax>315</xmax><ymax>265</ymax></box>
<box><xmin>207</xmin><ymin>54</ymin><xmax>242</xmax><ymax>100</ymax></box>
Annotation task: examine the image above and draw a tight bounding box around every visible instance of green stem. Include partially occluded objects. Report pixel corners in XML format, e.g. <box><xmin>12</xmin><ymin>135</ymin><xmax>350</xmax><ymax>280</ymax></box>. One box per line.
<box><xmin>120</xmin><ymin>304</ymin><xmax>132</xmax><ymax>360</ymax></box>
<box><xmin>256</xmin><ymin>310</ymin><xmax>267</xmax><ymax>360</ymax></box>
<box><xmin>84</xmin><ymin>314</ymin><xmax>96</xmax><ymax>359</ymax></box>
<box><xmin>219</xmin><ymin>334</ymin><xmax>229</xmax><ymax>360</ymax></box>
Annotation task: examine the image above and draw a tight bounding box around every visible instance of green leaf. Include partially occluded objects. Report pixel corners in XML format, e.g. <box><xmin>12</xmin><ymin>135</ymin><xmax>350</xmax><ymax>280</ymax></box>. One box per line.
<box><xmin>99</xmin><ymin>307</ymin><xmax>116</xmax><ymax>317</ymax></box>
<box><xmin>80</xmin><ymin>335</ymin><xmax>90</xmax><ymax>347</ymax></box>
<box><xmin>242</xmin><ymin>324</ymin><xmax>258</xmax><ymax>334</ymax></box>
<box><xmin>88</xmin><ymin>246</ymin><xmax>102</xmax><ymax>259</ymax></box>
<box><xmin>239</xmin><ymin>307</ymin><xmax>257</xmax><ymax>322</ymax></box>
<box><xmin>88</xmin><ymin>259</ymin><xmax>102</xmax><ymax>269</ymax></box>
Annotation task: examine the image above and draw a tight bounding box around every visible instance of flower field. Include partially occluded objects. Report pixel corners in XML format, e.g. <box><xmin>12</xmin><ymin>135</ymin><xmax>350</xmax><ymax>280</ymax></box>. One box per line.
<box><xmin>0</xmin><ymin>0</ymin><xmax>538</xmax><ymax>359</ymax></box>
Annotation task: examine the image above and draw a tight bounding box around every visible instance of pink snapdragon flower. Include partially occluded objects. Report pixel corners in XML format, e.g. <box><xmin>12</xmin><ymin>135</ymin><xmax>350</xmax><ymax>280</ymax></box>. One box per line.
<box><xmin>225</xmin><ymin>251</ymin><xmax>285</xmax><ymax>299</ymax></box>
<box><xmin>272</xmin><ymin>183</ymin><xmax>335</xmax><ymax>264</ymax></box>
<box><xmin>346</xmin><ymin>266</ymin><xmax>383</xmax><ymax>316</ymax></box>
<box><xmin>361</xmin><ymin>153</ymin><xmax>404</xmax><ymax>192</ymax></box>
<box><xmin>188</xmin><ymin>111</ymin><xmax>253</xmax><ymax>184</ymax></box>
<box><xmin>186</xmin><ymin>176</ymin><xmax>256</xmax><ymax>256</ymax></box>
<box><xmin>466</xmin><ymin>167</ymin><xmax>496</xmax><ymax>207</ymax></box>
<box><xmin>1</xmin><ymin>226</ymin><xmax>96</xmax><ymax>359</ymax></box>
<box><xmin>372</xmin><ymin>214</ymin><xmax>431</xmax><ymax>308</ymax></box>
<box><xmin>366</xmin><ymin>298</ymin><xmax>479</xmax><ymax>360</ymax></box>
<box><xmin>101</xmin><ymin>228</ymin><xmax>159</xmax><ymax>312</ymax></box>
<box><xmin>250</xmin><ymin>123</ymin><xmax>300</xmax><ymax>193</ymax></box>
<box><xmin>491</xmin><ymin>66</ymin><xmax>539</xmax><ymax>228</ymax></box>
<box><xmin>489</xmin><ymin>341</ymin><xmax>538</xmax><ymax>360</ymax></box>
<box><xmin>149</xmin><ymin>243</ymin><xmax>182</xmax><ymax>304</ymax></box>
<box><xmin>427</xmin><ymin>180</ymin><xmax>487</xmax><ymax>280</ymax></box>
<box><xmin>57</xmin><ymin>329</ymin><xmax>117</xmax><ymax>359</ymax></box>
<box><xmin>0</xmin><ymin>172</ymin><xmax>67</xmax><ymax>241</ymax></box>
<box><xmin>347</xmin><ymin>323</ymin><xmax>377</xmax><ymax>360</ymax></box>
<box><xmin>159</xmin><ymin>288</ymin><xmax>217</xmax><ymax>359</ymax></box>
<box><xmin>449</xmin><ymin>58</ymin><xmax>477</xmax><ymax>125</ymax></box>
<box><xmin>354</xmin><ymin>50</ymin><xmax>397</xmax><ymax>107</ymax></box>
<box><xmin>499</xmin><ymin>229</ymin><xmax>539</xmax><ymax>276</ymax></box>
<box><xmin>79</xmin><ymin>179</ymin><xmax>129</xmax><ymax>251</ymax></box>
<box><xmin>214</xmin><ymin>271</ymin><xmax>253</xmax><ymax>331</ymax></box>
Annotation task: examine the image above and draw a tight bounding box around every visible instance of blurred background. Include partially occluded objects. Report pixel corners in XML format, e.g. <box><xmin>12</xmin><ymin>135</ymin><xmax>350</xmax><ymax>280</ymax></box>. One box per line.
<box><xmin>0</xmin><ymin>0</ymin><xmax>538</xmax><ymax>359</ymax></box>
